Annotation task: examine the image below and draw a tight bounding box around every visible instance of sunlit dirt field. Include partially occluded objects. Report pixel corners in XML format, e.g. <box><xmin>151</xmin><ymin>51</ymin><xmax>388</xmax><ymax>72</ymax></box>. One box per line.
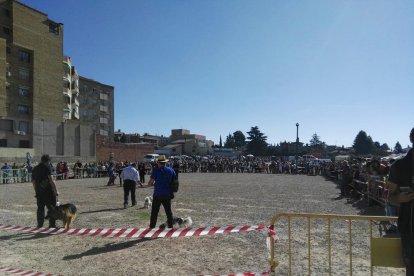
<box><xmin>0</xmin><ymin>173</ymin><xmax>405</xmax><ymax>276</ymax></box>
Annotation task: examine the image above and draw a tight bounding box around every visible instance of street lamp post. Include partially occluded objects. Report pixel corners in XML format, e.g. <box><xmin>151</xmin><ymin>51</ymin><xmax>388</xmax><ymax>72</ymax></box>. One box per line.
<box><xmin>295</xmin><ymin>123</ymin><xmax>299</xmax><ymax>164</ymax></box>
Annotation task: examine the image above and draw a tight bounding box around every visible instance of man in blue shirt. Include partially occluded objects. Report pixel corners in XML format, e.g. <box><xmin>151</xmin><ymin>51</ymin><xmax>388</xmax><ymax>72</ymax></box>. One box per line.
<box><xmin>148</xmin><ymin>155</ymin><xmax>176</xmax><ymax>228</ymax></box>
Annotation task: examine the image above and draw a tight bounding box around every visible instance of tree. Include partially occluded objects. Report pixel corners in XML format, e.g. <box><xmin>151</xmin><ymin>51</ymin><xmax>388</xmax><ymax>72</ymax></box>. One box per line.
<box><xmin>219</xmin><ymin>135</ymin><xmax>223</xmax><ymax>148</ymax></box>
<box><xmin>224</xmin><ymin>133</ymin><xmax>236</xmax><ymax>148</ymax></box>
<box><xmin>309</xmin><ymin>133</ymin><xmax>322</xmax><ymax>147</ymax></box>
<box><xmin>353</xmin><ymin>130</ymin><xmax>374</xmax><ymax>155</ymax></box>
<box><xmin>233</xmin><ymin>130</ymin><xmax>246</xmax><ymax>149</ymax></box>
<box><xmin>380</xmin><ymin>143</ymin><xmax>390</xmax><ymax>152</ymax></box>
<box><xmin>246</xmin><ymin>126</ymin><xmax>268</xmax><ymax>155</ymax></box>
<box><xmin>394</xmin><ymin>142</ymin><xmax>403</xmax><ymax>153</ymax></box>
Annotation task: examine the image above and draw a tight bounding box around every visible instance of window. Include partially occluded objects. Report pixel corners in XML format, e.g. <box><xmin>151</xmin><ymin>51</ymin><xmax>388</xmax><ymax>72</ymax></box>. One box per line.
<box><xmin>49</xmin><ymin>22</ymin><xmax>59</xmax><ymax>35</ymax></box>
<box><xmin>0</xmin><ymin>119</ymin><xmax>13</xmax><ymax>131</ymax></box>
<box><xmin>19</xmin><ymin>140</ymin><xmax>30</xmax><ymax>148</ymax></box>
<box><xmin>2</xmin><ymin>8</ymin><xmax>10</xmax><ymax>17</ymax></box>
<box><xmin>18</xmin><ymin>121</ymin><xmax>29</xmax><ymax>133</ymax></box>
<box><xmin>0</xmin><ymin>139</ymin><xmax>6</xmax><ymax>147</ymax></box>
<box><xmin>3</xmin><ymin>27</ymin><xmax>10</xmax><ymax>35</ymax></box>
<box><xmin>100</xmin><ymin>129</ymin><xmax>108</xmax><ymax>136</ymax></box>
<box><xmin>18</xmin><ymin>69</ymin><xmax>30</xmax><ymax>81</ymax></box>
<box><xmin>18</xmin><ymin>87</ymin><xmax>29</xmax><ymax>97</ymax></box>
<box><xmin>83</xmin><ymin>85</ymin><xmax>88</xmax><ymax>92</ymax></box>
<box><xmin>17</xmin><ymin>104</ymin><xmax>29</xmax><ymax>114</ymax></box>
<box><xmin>19</xmin><ymin>50</ymin><xmax>30</xmax><ymax>63</ymax></box>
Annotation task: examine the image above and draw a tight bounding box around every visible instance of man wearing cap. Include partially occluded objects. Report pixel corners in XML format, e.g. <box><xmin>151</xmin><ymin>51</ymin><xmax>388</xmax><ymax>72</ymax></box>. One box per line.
<box><xmin>388</xmin><ymin>127</ymin><xmax>414</xmax><ymax>276</ymax></box>
<box><xmin>148</xmin><ymin>155</ymin><xmax>176</xmax><ymax>228</ymax></box>
<box><xmin>120</xmin><ymin>162</ymin><xmax>141</xmax><ymax>209</ymax></box>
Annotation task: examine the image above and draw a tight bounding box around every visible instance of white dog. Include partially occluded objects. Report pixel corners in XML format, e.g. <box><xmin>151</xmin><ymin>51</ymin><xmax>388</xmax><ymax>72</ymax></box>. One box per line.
<box><xmin>143</xmin><ymin>196</ymin><xmax>152</xmax><ymax>209</ymax></box>
<box><xmin>160</xmin><ymin>216</ymin><xmax>193</xmax><ymax>229</ymax></box>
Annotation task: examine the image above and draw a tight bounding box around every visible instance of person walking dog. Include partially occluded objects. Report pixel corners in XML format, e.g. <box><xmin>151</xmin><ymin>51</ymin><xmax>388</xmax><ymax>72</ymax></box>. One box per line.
<box><xmin>147</xmin><ymin>155</ymin><xmax>176</xmax><ymax>228</ymax></box>
<box><xmin>31</xmin><ymin>154</ymin><xmax>59</xmax><ymax>228</ymax></box>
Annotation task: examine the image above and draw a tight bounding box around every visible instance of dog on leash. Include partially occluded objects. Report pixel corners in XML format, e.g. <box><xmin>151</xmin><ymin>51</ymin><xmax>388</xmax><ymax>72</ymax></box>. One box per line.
<box><xmin>144</xmin><ymin>196</ymin><xmax>153</xmax><ymax>209</ymax></box>
<box><xmin>159</xmin><ymin>216</ymin><xmax>193</xmax><ymax>229</ymax></box>
<box><xmin>45</xmin><ymin>203</ymin><xmax>77</xmax><ymax>229</ymax></box>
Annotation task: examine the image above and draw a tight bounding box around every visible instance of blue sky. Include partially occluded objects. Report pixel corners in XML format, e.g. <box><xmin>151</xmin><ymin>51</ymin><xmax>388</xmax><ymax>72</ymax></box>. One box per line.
<box><xmin>21</xmin><ymin>0</ymin><xmax>414</xmax><ymax>148</ymax></box>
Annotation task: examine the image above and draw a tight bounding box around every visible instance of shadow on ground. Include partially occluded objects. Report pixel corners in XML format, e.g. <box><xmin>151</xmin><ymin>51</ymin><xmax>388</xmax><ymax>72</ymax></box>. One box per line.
<box><xmin>62</xmin><ymin>238</ymin><xmax>154</xmax><ymax>260</ymax></box>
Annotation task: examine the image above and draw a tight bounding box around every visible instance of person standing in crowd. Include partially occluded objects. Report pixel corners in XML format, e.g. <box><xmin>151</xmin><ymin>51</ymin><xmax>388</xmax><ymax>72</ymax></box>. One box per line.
<box><xmin>388</xmin><ymin>127</ymin><xmax>414</xmax><ymax>276</ymax></box>
<box><xmin>138</xmin><ymin>162</ymin><xmax>146</xmax><ymax>184</ymax></box>
<box><xmin>148</xmin><ymin>155</ymin><xmax>176</xmax><ymax>228</ymax></box>
<box><xmin>340</xmin><ymin>160</ymin><xmax>351</xmax><ymax>198</ymax></box>
<box><xmin>31</xmin><ymin>154</ymin><xmax>59</xmax><ymax>228</ymax></box>
<box><xmin>1</xmin><ymin>162</ymin><xmax>11</xmax><ymax>184</ymax></box>
<box><xmin>116</xmin><ymin>162</ymin><xmax>123</xmax><ymax>187</ymax></box>
<box><xmin>120</xmin><ymin>163</ymin><xmax>141</xmax><ymax>209</ymax></box>
<box><xmin>107</xmin><ymin>163</ymin><xmax>116</xmax><ymax>186</ymax></box>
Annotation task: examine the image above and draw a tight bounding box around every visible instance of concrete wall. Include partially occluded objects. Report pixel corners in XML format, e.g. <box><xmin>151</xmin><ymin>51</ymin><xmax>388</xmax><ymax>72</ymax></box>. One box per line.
<box><xmin>0</xmin><ymin>147</ymin><xmax>34</xmax><ymax>162</ymax></box>
<box><xmin>28</xmin><ymin>119</ymin><xmax>95</xmax><ymax>161</ymax></box>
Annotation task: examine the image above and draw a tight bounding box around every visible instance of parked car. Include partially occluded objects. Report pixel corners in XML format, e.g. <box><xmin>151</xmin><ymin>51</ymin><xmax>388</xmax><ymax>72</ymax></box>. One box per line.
<box><xmin>143</xmin><ymin>154</ymin><xmax>159</xmax><ymax>163</ymax></box>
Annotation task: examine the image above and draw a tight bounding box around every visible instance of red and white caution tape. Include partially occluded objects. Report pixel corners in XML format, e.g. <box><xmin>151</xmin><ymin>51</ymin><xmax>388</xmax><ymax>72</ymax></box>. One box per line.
<box><xmin>0</xmin><ymin>266</ymin><xmax>60</xmax><ymax>276</ymax></box>
<box><xmin>0</xmin><ymin>224</ymin><xmax>269</xmax><ymax>239</ymax></box>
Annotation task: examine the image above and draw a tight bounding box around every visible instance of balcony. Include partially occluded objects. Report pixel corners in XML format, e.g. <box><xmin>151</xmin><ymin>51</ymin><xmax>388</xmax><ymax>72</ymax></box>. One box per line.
<box><xmin>72</xmin><ymin>96</ymin><xmax>79</xmax><ymax>106</ymax></box>
<box><xmin>72</xmin><ymin>109</ymin><xmax>79</xmax><ymax>119</ymax></box>
<box><xmin>63</xmin><ymin>89</ymin><xmax>70</xmax><ymax>98</ymax></box>
<box><xmin>100</xmin><ymin>117</ymin><xmax>108</xmax><ymax>124</ymax></box>
<box><xmin>100</xmin><ymin>93</ymin><xmax>108</xmax><ymax>101</ymax></box>
<box><xmin>72</xmin><ymin>86</ymin><xmax>79</xmax><ymax>96</ymax></box>
<box><xmin>63</xmin><ymin>109</ymin><xmax>71</xmax><ymax>120</ymax></box>
<box><xmin>100</xmin><ymin>105</ymin><xmax>108</xmax><ymax>113</ymax></box>
<box><xmin>63</xmin><ymin>62</ymin><xmax>71</xmax><ymax>76</ymax></box>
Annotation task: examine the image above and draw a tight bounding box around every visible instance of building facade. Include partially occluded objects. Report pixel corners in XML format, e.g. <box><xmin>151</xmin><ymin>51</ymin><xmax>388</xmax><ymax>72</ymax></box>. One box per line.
<box><xmin>0</xmin><ymin>0</ymin><xmax>104</xmax><ymax>162</ymax></box>
<box><xmin>0</xmin><ymin>0</ymin><xmax>63</xmax><ymax>151</ymax></box>
<box><xmin>63</xmin><ymin>56</ymin><xmax>80</xmax><ymax>121</ymax></box>
<box><xmin>79</xmin><ymin>76</ymin><xmax>114</xmax><ymax>138</ymax></box>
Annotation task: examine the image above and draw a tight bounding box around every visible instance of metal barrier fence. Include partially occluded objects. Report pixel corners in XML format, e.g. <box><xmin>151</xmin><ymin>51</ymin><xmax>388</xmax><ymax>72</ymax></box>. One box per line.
<box><xmin>267</xmin><ymin>213</ymin><xmax>403</xmax><ymax>276</ymax></box>
<box><xmin>0</xmin><ymin>168</ymin><xmax>109</xmax><ymax>184</ymax></box>
<box><xmin>0</xmin><ymin>169</ymin><xmax>31</xmax><ymax>184</ymax></box>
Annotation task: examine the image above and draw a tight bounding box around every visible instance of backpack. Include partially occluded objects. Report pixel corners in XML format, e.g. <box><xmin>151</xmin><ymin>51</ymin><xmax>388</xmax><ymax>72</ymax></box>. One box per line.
<box><xmin>161</xmin><ymin>168</ymin><xmax>179</xmax><ymax>194</ymax></box>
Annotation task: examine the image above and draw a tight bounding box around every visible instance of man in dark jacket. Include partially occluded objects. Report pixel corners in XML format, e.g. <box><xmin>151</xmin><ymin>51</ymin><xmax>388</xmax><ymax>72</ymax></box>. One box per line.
<box><xmin>32</xmin><ymin>154</ymin><xmax>59</xmax><ymax>228</ymax></box>
<box><xmin>388</xmin><ymin>128</ymin><xmax>414</xmax><ymax>276</ymax></box>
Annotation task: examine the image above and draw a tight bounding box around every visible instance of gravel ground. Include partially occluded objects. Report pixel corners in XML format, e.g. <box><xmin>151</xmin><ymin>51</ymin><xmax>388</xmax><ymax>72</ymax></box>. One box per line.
<box><xmin>0</xmin><ymin>173</ymin><xmax>405</xmax><ymax>276</ymax></box>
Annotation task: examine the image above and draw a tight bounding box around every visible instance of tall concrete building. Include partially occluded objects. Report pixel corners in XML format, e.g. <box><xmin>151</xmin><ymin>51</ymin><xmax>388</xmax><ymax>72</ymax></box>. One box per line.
<box><xmin>0</xmin><ymin>0</ymin><xmax>63</xmax><ymax>150</ymax></box>
<box><xmin>0</xmin><ymin>0</ymin><xmax>105</xmax><ymax>162</ymax></box>
<box><xmin>79</xmin><ymin>76</ymin><xmax>114</xmax><ymax>138</ymax></box>
<box><xmin>63</xmin><ymin>56</ymin><xmax>80</xmax><ymax>121</ymax></box>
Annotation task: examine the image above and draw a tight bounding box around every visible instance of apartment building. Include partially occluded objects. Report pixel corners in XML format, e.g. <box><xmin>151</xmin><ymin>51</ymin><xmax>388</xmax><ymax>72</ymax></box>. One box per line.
<box><xmin>79</xmin><ymin>76</ymin><xmax>114</xmax><ymax>138</ymax></box>
<box><xmin>0</xmin><ymin>0</ymin><xmax>63</xmax><ymax>150</ymax></box>
<box><xmin>0</xmin><ymin>0</ymin><xmax>99</xmax><ymax>161</ymax></box>
<box><xmin>63</xmin><ymin>56</ymin><xmax>80</xmax><ymax>121</ymax></box>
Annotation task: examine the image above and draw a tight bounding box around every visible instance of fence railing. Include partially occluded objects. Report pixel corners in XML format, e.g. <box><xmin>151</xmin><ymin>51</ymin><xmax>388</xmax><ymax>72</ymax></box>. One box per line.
<box><xmin>267</xmin><ymin>213</ymin><xmax>402</xmax><ymax>276</ymax></box>
<box><xmin>0</xmin><ymin>168</ymin><xmax>109</xmax><ymax>184</ymax></box>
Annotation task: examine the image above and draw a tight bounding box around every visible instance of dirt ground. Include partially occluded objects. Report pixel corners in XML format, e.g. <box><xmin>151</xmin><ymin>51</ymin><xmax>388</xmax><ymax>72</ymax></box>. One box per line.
<box><xmin>0</xmin><ymin>173</ymin><xmax>406</xmax><ymax>276</ymax></box>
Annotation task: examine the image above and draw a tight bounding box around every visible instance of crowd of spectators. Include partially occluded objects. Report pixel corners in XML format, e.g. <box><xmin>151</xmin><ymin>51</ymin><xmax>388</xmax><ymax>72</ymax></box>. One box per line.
<box><xmin>0</xmin><ymin>155</ymin><xmax>396</xmax><ymax>211</ymax></box>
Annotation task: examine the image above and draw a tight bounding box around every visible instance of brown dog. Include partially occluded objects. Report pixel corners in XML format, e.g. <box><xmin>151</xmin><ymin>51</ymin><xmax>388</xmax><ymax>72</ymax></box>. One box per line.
<box><xmin>45</xmin><ymin>203</ymin><xmax>77</xmax><ymax>229</ymax></box>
